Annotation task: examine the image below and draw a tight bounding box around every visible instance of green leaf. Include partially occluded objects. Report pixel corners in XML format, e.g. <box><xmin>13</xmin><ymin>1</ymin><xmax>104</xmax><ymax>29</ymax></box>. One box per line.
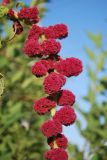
<box><xmin>97</xmin><ymin>53</ymin><xmax>105</xmax><ymax>71</ymax></box>
<box><xmin>92</xmin><ymin>154</ymin><xmax>102</xmax><ymax>160</ymax></box>
<box><xmin>84</xmin><ymin>46</ymin><xmax>95</xmax><ymax>60</ymax></box>
<box><xmin>76</xmin><ymin>120</ymin><xmax>81</xmax><ymax>129</ymax></box>
<box><xmin>87</xmin><ymin>32</ymin><xmax>102</xmax><ymax>48</ymax></box>
<box><xmin>2</xmin><ymin>102</ymin><xmax>22</xmax><ymax>129</ymax></box>
<box><xmin>0</xmin><ymin>73</ymin><xmax>5</xmax><ymax>97</ymax></box>
<box><xmin>100</xmin><ymin>76</ymin><xmax>107</xmax><ymax>88</ymax></box>
<box><xmin>0</xmin><ymin>39</ymin><xmax>2</xmax><ymax>48</ymax></box>
<box><xmin>87</xmin><ymin>87</ymin><xmax>96</xmax><ymax>103</ymax></box>
<box><xmin>0</xmin><ymin>6</ymin><xmax>9</xmax><ymax>18</ymax></box>
<box><xmin>87</xmin><ymin>66</ymin><xmax>97</xmax><ymax>81</ymax></box>
<box><xmin>16</xmin><ymin>1</ymin><xmax>25</xmax><ymax>8</ymax></box>
<box><xmin>31</xmin><ymin>0</ymin><xmax>48</xmax><ymax>6</ymax></box>
<box><xmin>21</xmin><ymin>78</ymin><xmax>33</xmax><ymax>88</ymax></box>
<box><xmin>96</xmin><ymin>84</ymin><xmax>105</xmax><ymax>93</ymax></box>
<box><xmin>11</xmin><ymin>71</ymin><xmax>23</xmax><ymax>83</ymax></box>
<box><xmin>103</xmin><ymin>50</ymin><xmax>107</xmax><ymax>56</ymax></box>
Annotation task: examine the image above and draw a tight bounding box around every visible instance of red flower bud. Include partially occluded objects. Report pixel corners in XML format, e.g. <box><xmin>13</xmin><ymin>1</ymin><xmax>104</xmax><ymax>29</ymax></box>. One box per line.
<box><xmin>32</xmin><ymin>60</ymin><xmax>50</xmax><ymax>77</ymax></box>
<box><xmin>41</xmin><ymin>39</ymin><xmax>61</xmax><ymax>56</ymax></box>
<box><xmin>33</xmin><ymin>97</ymin><xmax>56</xmax><ymax>115</ymax></box>
<box><xmin>18</xmin><ymin>7</ymin><xmax>40</xmax><ymax>24</ymax></box>
<box><xmin>23</xmin><ymin>39</ymin><xmax>41</xmax><ymax>57</ymax></box>
<box><xmin>47</xmin><ymin>133</ymin><xmax>68</xmax><ymax>149</ymax></box>
<box><xmin>55</xmin><ymin>57</ymin><xmax>83</xmax><ymax>77</ymax></box>
<box><xmin>58</xmin><ymin>89</ymin><xmax>75</xmax><ymax>106</ymax></box>
<box><xmin>41</xmin><ymin>120</ymin><xmax>62</xmax><ymax>137</ymax></box>
<box><xmin>53</xmin><ymin>106</ymin><xmax>76</xmax><ymax>126</ymax></box>
<box><xmin>45</xmin><ymin>148</ymin><xmax>68</xmax><ymax>160</ymax></box>
<box><xmin>28</xmin><ymin>24</ymin><xmax>43</xmax><ymax>40</ymax></box>
<box><xmin>43</xmin><ymin>72</ymin><xmax>66</xmax><ymax>95</ymax></box>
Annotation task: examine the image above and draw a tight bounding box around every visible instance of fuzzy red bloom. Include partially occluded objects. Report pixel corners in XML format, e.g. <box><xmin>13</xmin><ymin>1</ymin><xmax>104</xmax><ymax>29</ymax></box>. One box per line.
<box><xmin>43</xmin><ymin>72</ymin><xmax>66</xmax><ymax>95</ymax></box>
<box><xmin>45</xmin><ymin>148</ymin><xmax>68</xmax><ymax>160</ymax></box>
<box><xmin>13</xmin><ymin>21</ymin><xmax>23</xmax><ymax>35</ymax></box>
<box><xmin>58</xmin><ymin>89</ymin><xmax>75</xmax><ymax>106</ymax></box>
<box><xmin>8</xmin><ymin>9</ymin><xmax>16</xmax><ymax>21</ymax></box>
<box><xmin>43</xmin><ymin>26</ymin><xmax>55</xmax><ymax>39</ymax></box>
<box><xmin>53</xmin><ymin>106</ymin><xmax>76</xmax><ymax>126</ymax></box>
<box><xmin>32</xmin><ymin>60</ymin><xmax>49</xmax><ymax>77</ymax></box>
<box><xmin>56</xmin><ymin>134</ymin><xmax>68</xmax><ymax>149</ymax></box>
<box><xmin>18</xmin><ymin>7</ymin><xmax>39</xmax><ymax>24</ymax></box>
<box><xmin>53</xmin><ymin>24</ymin><xmax>68</xmax><ymax>39</ymax></box>
<box><xmin>23</xmin><ymin>39</ymin><xmax>41</xmax><ymax>57</ymax></box>
<box><xmin>28</xmin><ymin>24</ymin><xmax>43</xmax><ymax>40</ymax></box>
<box><xmin>47</xmin><ymin>134</ymin><xmax>68</xmax><ymax>149</ymax></box>
<box><xmin>43</xmin><ymin>24</ymin><xmax>68</xmax><ymax>39</ymax></box>
<box><xmin>41</xmin><ymin>120</ymin><xmax>62</xmax><ymax>137</ymax></box>
<box><xmin>33</xmin><ymin>97</ymin><xmax>56</xmax><ymax>115</ymax></box>
<box><xmin>41</xmin><ymin>39</ymin><xmax>61</xmax><ymax>56</ymax></box>
<box><xmin>2</xmin><ymin>0</ymin><xmax>10</xmax><ymax>5</ymax></box>
<box><xmin>55</xmin><ymin>57</ymin><xmax>83</xmax><ymax>77</ymax></box>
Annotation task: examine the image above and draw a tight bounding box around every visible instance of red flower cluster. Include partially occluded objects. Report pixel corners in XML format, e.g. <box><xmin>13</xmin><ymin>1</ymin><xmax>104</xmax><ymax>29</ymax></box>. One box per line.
<box><xmin>41</xmin><ymin>120</ymin><xmax>62</xmax><ymax>137</ymax></box>
<box><xmin>47</xmin><ymin>134</ymin><xmax>68</xmax><ymax>149</ymax></box>
<box><xmin>53</xmin><ymin>24</ymin><xmax>68</xmax><ymax>39</ymax></box>
<box><xmin>18</xmin><ymin>7</ymin><xmax>40</xmax><ymax>24</ymax></box>
<box><xmin>58</xmin><ymin>89</ymin><xmax>75</xmax><ymax>106</ymax></box>
<box><xmin>43</xmin><ymin>72</ymin><xmax>66</xmax><ymax>95</ymax></box>
<box><xmin>45</xmin><ymin>148</ymin><xmax>68</xmax><ymax>160</ymax></box>
<box><xmin>41</xmin><ymin>39</ymin><xmax>61</xmax><ymax>56</ymax></box>
<box><xmin>33</xmin><ymin>97</ymin><xmax>56</xmax><ymax>115</ymax></box>
<box><xmin>2</xmin><ymin>0</ymin><xmax>10</xmax><ymax>5</ymax></box>
<box><xmin>10</xmin><ymin>5</ymin><xmax>83</xmax><ymax>159</ymax></box>
<box><xmin>23</xmin><ymin>39</ymin><xmax>41</xmax><ymax>57</ymax></box>
<box><xmin>43</xmin><ymin>24</ymin><xmax>68</xmax><ymax>39</ymax></box>
<box><xmin>53</xmin><ymin>106</ymin><xmax>76</xmax><ymax>126</ymax></box>
<box><xmin>28</xmin><ymin>24</ymin><xmax>43</xmax><ymax>40</ymax></box>
<box><xmin>8</xmin><ymin>9</ymin><xmax>16</xmax><ymax>21</ymax></box>
<box><xmin>55</xmin><ymin>57</ymin><xmax>83</xmax><ymax>77</ymax></box>
<box><xmin>2</xmin><ymin>4</ymin><xmax>83</xmax><ymax>159</ymax></box>
<box><xmin>32</xmin><ymin>60</ymin><xmax>49</xmax><ymax>77</ymax></box>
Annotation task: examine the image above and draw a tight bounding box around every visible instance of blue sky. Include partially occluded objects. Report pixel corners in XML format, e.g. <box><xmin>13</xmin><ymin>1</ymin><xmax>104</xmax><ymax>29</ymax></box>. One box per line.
<box><xmin>1</xmin><ymin>0</ymin><xmax>107</xmax><ymax>150</ymax></box>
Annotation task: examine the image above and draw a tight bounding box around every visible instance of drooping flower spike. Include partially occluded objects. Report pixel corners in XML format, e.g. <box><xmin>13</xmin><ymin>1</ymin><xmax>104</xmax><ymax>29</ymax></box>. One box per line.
<box><xmin>6</xmin><ymin>4</ymin><xmax>83</xmax><ymax>159</ymax></box>
<box><xmin>21</xmin><ymin>6</ymin><xmax>83</xmax><ymax>159</ymax></box>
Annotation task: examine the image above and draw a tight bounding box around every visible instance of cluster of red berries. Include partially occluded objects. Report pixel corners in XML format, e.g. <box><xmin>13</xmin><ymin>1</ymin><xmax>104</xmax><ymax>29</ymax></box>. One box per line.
<box><xmin>6</xmin><ymin>4</ymin><xmax>83</xmax><ymax>160</ymax></box>
<box><xmin>2</xmin><ymin>0</ymin><xmax>10</xmax><ymax>5</ymax></box>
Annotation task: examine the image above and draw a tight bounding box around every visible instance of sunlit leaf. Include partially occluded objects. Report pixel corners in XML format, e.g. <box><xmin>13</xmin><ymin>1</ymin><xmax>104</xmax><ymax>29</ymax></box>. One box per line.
<box><xmin>87</xmin><ymin>32</ymin><xmax>102</xmax><ymax>48</ymax></box>
<box><xmin>84</xmin><ymin>46</ymin><xmax>95</xmax><ymax>60</ymax></box>
<box><xmin>16</xmin><ymin>1</ymin><xmax>25</xmax><ymax>8</ymax></box>
<box><xmin>0</xmin><ymin>5</ymin><xmax>9</xmax><ymax>18</ymax></box>
<box><xmin>0</xmin><ymin>73</ymin><xmax>5</xmax><ymax>97</ymax></box>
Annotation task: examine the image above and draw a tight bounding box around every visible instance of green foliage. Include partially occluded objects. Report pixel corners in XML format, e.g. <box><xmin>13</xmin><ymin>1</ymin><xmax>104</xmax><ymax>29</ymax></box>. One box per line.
<box><xmin>16</xmin><ymin>1</ymin><xmax>26</xmax><ymax>8</ymax></box>
<box><xmin>0</xmin><ymin>73</ymin><xmax>5</xmax><ymax>97</ymax></box>
<box><xmin>77</xmin><ymin>33</ymin><xmax>107</xmax><ymax>160</ymax></box>
<box><xmin>0</xmin><ymin>1</ymin><xmax>49</xmax><ymax>160</ymax></box>
<box><xmin>0</xmin><ymin>39</ymin><xmax>2</xmax><ymax>48</ymax></box>
<box><xmin>87</xmin><ymin>32</ymin><xmax>102</xmax><ymax>48</ymax></box>
<box><xmin>68</xmin><ymin>144</ymin><xmax>84</xmax><ymax>160</ymax></box>
<box><xmin>0</xmin><ymin>5</ymin><xmax>9</xmax><ymax>18</ymax></box>
<box><xmin>84</xmin><ymin>47</ymin><xmax>95</xmax><ymax>60</ymax></box>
